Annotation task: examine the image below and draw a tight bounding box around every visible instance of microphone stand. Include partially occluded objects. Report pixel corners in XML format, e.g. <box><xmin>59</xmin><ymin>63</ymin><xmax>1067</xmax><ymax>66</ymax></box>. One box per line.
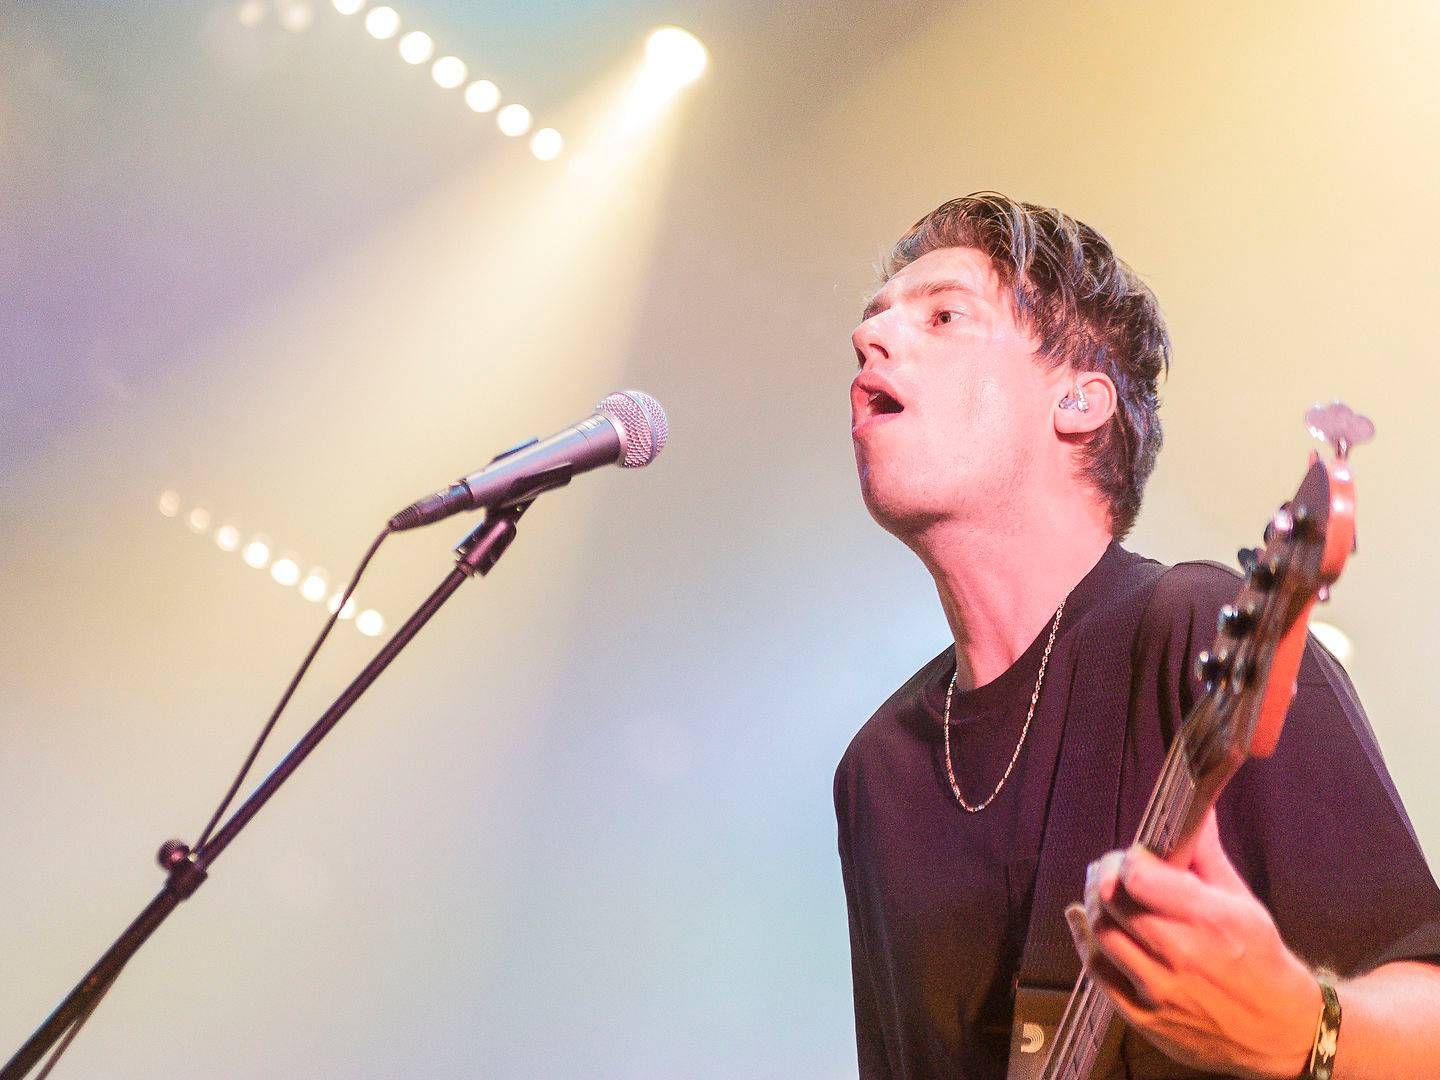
<box><xmin>1</xmin><ymin>503</ymin><xmax>530</xmax><ymax>1080</ymax></box>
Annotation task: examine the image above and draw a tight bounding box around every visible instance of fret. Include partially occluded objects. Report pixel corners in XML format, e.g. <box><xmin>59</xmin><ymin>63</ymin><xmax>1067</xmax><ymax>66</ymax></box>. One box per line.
<box><xmin>1042</xmin><ymin>978</ymin><xmax>1114</xmax><ymax>1080</ymax></box>
<box><xmin>1138</xmin><ymin>733</ymin><xmax>1199</xmax><ymax>856</ymax></box>
<box><xmin>1040</xmin><ymin>734</ymin><xmax>1203</xmax><ymax>1080</ymax></box>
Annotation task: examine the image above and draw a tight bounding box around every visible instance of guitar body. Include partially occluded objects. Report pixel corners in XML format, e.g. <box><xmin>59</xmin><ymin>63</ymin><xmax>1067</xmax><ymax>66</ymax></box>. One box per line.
<box><xmin>1009</xmin><ymin>985</ymin><xmax>1122</xmax><ymax>1080</ymax></box>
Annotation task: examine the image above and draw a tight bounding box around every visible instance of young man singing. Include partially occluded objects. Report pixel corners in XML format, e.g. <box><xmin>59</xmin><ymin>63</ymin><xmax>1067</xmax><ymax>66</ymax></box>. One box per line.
<box><xmin>835</xmin><ymin>192</ymin><xmax>1440</xmax><ymax>1079</ymax></box>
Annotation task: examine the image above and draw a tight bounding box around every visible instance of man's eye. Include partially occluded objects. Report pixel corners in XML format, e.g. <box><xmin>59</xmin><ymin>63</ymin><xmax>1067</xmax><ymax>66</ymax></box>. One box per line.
<box><xmin>934</xmin><ymin>310</ymin><xmax>960</xmax><ymax>325</ymax></box>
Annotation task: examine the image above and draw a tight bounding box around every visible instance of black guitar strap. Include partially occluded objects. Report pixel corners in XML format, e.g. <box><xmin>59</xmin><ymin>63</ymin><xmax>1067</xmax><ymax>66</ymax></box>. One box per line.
<box><xmin>1006</xmin><ymin>561</ymin><xmax>1171</xmax><ymax>1080</ymax></box>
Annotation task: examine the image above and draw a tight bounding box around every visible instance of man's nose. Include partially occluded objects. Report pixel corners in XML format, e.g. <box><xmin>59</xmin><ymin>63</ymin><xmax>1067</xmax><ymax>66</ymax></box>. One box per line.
<box><xmin>852</xmin><ymin>317</ymin><xmax>891</xmax><ymax>369</ymax></box>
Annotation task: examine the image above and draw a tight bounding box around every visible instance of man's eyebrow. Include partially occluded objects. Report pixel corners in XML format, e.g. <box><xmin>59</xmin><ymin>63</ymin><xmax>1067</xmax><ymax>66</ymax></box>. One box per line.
<box><xmin>860</xmin><ymin>279</ymin><xmax>979</xmax><ymax>322</ymax></box>
<box><xmin>918</xmin><ymin>279</ymin><xmax>979</xmax><ymax>300</ymax></box>
<box><xmin>860</xmin><ymin>289</ymin><xmax>891</xmax><ymax>323</ymax></box>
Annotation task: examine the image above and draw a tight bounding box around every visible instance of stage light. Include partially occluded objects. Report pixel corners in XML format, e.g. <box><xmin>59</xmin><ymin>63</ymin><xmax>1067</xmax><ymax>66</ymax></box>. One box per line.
<box><xmin>328</xmin><ymin>593</ymin><xmax>357</xmax><ymax>619</ymax></box>
<box><xmin>497</xmin><ymin>104</ymin><xmax>532</xmax><ymax>137</ymax></box>
<box><xmin>356</xmin><ymin>609</ymin><xmax>385</xmax><ymax>637</ymax></box>
<box><xmin>398</xmin><ymin>30</ymin><xmax>434</xmax><ymax>64</ymax></box>
<box><xmin>300</xmin><ymin>569</ymin><xmax>329</xmax><ymax>602</ymax></box>
<box><xmin>278</xmin><ymin>1</ymin><xmax>314</xmax><ymax>32</ymax></box>
<box><xmin>270</xmin><ymin>556</ymin><xmax>301</xmax><ymax>587</ymax></box>
<box><xmin>1310</xmin><ymin>619</ymin><xmax>1354</xmax><ymax>665</ymax></box>
<box><xmin>364</xmin><ymin>6</ymin><xmax>399</xmax><ymax>40</ymax></box>
<box><xmin>464</xmin><ymin>79</ymin><xmax>500</xmax><ymax>113</ymax></box>
<box><xmin>530</xmin><ymin>128</ymin><xmax>564</xmax><ymax>161</ymax></box>
<box><xmin>158</xmin><ymin>490</ymin><xmax>181</xmax><ymax>517</ymax></box>
<box><xmin>215</xmin><ymin>524</ymin><xmax>242</xmax><ymax>552</ymax></box>
<box><xmin>643</xmin><ymin>26</ymin><xmax>709</xmax><ymax>90</ymax></box>
<box><xmin>238</xmin><ymin>0</ymin><xmax>266</xmax><ymax>28</ymax></box>
<box><xmin>187</xmin><ymin>507</ymin><xmax>212</xmax><ymax>534</ymax></box>
<box><xmin>243</xmin><ymin>537</ymin><xmax>272</xmax><ymax>570</ymax></box>
<box><xmin>431</xmin><ymin>56</ymin><xmax>467</xmax><ymax>89</ymax></box>
<box><xmin>332</xmin><ymin>0</ymin><xmax>365</xmax><ymax>13</ymax></box>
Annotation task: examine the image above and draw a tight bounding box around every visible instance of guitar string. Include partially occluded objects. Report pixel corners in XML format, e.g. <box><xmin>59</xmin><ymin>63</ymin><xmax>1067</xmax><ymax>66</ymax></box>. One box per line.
<box><xmin>1042</xmin><ymin>727</ymin><xmax>1200</xmax><ymax>1078</ymax></box>
<box><xmin>1046</xmin><ymin>677</ymin><xmax>1238</xmax><ymax>1077</ymax></box>
<box><xmin>1043</xmin><ymin>588</ymin><xmax>1292</xmax><ymax>1079</ymax></box>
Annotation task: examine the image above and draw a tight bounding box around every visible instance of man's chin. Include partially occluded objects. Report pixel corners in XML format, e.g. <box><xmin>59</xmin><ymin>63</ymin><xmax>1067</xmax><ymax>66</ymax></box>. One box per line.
<box><xmin>858</xmin><ymin>483</ymin><xmax>944</xmax><ymax>538</ymax></box>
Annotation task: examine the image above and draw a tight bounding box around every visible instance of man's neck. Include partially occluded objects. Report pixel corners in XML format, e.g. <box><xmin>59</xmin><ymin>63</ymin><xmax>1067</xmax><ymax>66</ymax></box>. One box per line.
<box><xmin>910</xmin><ymin>508</ymin><xmax>1114</xmax><ymax>690</ymax></box>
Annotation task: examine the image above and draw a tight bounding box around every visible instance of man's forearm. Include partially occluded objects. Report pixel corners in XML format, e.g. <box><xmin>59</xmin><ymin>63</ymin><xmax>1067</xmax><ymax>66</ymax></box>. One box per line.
<box><xmin>1331</xmin><ymin>960</ymin><xmax>1440</xmax><ymax>1080</ymax></box>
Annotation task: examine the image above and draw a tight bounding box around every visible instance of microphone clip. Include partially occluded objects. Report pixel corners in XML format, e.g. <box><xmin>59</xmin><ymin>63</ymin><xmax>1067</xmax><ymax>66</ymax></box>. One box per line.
<box><xmin>454</xmin><ymin>500</ymin><xmax>533</xmax><ymax>577</ymax></box>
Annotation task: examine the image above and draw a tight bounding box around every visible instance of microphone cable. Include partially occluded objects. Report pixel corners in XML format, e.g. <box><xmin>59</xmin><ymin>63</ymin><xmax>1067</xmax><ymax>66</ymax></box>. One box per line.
<box><xmin>192</xmin><ymin>524</ymin><xmax>393</xmax><ymax>851</ymax></box>
<box><xmin>30</xmin><ymin>525</ymin><xmax>393</xmax><ymax>1080</ymax></box>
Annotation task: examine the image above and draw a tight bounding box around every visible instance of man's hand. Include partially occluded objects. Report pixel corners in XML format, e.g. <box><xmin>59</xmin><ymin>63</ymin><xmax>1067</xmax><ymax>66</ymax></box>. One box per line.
<box><xmin>1065</xmin><ymin>808</ymin><xmax>1321</xmax><ymax>1080</ymax></box>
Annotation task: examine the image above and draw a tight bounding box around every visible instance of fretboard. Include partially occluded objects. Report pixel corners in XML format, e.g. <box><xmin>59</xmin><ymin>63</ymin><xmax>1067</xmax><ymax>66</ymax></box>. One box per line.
<box><xmin>1037</xmin><ymin>707</ymin><xmax>1223</xmax><ymax>1080</ymax></box>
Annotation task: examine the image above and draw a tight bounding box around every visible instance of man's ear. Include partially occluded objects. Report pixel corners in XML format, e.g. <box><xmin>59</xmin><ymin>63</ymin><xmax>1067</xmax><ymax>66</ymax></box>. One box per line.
<box><xmin>1054</xmin><ymin>371</ymin><xmax>1118</xmax><ymax>435</ymax></box>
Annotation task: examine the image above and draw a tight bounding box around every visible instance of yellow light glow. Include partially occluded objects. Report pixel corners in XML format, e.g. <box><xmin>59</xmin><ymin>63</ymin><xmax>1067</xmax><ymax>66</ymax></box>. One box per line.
<box><xmin>530</xmin><ymin>128</ymin><xmax>564</xmax><ymax>161</ymax></box>
<box><xmin>464</xmin><ymin>80</ymin><xmax>501</xmax><ymax>113</ymax></box>
<box><xmin>644</xmin><ymin>27</ymin><xmax>709</xmax><ymax>89</ymax></box>
<box><xmin>270</xmin><ymin>557</ymin><xmax>301</xmax><ymax>587</ymax></box>
<box><xmin>278</xmin><ymin>2</ymin><xmax>314</xmax><ymax>32</ymax></box>
<box><xmin>398</xmin><ymin>30</ymin><xmax>434</xmax><ymax>64</ymax></box>
<box><xmin>356</xmin><ymin>609</ymin><xmax>386</xmax><ymax>637</ymax></box>
<box><xmin>328</xmin><ymin>593</ymin><xmax>357</xmax><ymax>619</ymax></box>
<box><xmin>237</xmin><ymin>0</ymin><xmax>266</xmax><ymax>28</ymax></box>
<box><xmin>497</xmin><ymin>104</ymin><xmax>532</xmax><ymax>137</ymax></box>
<box><xmin>187</xmin><ymin>507</ymin><xmax>212</xmax><ymax>534</ymax></box>
<box><xmin>617</xmin><ymin>29</ymin><xmax>711</xmax><ymax>130</ymax></box>
<box><xmin>243</xmin><ymin>538</ymin><xmax>272</xmax><ymax>569</ymax></box>
<box><xmin>432</xmin><ymin>56</ymin><xmax>467</xmax><ymax>89</ymax></box>
<box><xmin>364</xmin><ymin>6</ymin><xmax>399</xmax><ymax>40</ymax></box>
<box><xmin>215</xmin><ymin>524</ymin><xmax>241</xmax><ymax>552</ymax></box>
<box><xmin>1310</xmin><ymin>619</ymin><xmax>1354</xmax><ymax>665</ymax></box>
<box><xmin>158</xmin><ymin>490</ymin><xmax>181</xmax><ymax>517</ymax></box>
<box><xmin>300</xmin><ymin>570</ymin><xmax>329</xmax><ymax>602</ymax></box>
<box><xmin>332</xmin><ymin>0</ymin><xmax>365</xmax><ymax>13</ymax></box>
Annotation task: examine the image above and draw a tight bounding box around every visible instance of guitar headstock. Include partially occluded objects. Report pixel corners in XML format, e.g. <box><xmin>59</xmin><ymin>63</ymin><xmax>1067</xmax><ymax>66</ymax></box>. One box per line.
<box><xmin>1183</xmin><ymin>404</ymin><xmax>1366</xmax><ymax>783</ymax></box>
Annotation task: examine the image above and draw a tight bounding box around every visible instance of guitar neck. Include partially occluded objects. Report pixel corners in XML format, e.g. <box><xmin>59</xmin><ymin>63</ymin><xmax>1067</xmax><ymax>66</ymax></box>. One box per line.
<box><xmin>1039</xmin><ymin>703</ymin><xmax>1232</xmax><ymax>1080</ymax></box>
<box><xmin>1133</xmin><ymin>696</ymin><xmax>1240</xmax><ymax>863</ymax></box>
<box><xmin>1033</xmin><ymin>441</ymin><xmax>1359</xmax><ymax>1080</ymax></box>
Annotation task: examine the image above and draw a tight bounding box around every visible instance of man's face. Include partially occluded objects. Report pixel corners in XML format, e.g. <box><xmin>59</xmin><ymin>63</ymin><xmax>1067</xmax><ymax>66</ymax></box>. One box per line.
<box><xmin>850</xmin><ymin>246</ymin><xmax>1060</xmax><ymax>537</ymax></box>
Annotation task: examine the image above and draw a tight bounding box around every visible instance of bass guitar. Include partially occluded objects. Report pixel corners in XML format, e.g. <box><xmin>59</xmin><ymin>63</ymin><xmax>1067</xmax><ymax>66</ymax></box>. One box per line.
<box><xmin>1035</xmin><ymin>402</ymin><xmax>1372</xmax><ymax>1080</ymax></box>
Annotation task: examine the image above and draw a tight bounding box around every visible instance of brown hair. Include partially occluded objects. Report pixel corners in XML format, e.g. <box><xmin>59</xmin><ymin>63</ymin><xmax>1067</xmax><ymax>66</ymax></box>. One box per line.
<box><xmin>884</xmin><ymin>191</ymin><xmax>1170</xmax><ymax>538</ymax></box>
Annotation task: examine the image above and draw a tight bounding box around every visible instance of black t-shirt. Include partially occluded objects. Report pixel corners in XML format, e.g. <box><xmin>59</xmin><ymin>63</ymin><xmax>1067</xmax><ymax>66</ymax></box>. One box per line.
<box><xmin>834</xmin><ymin>543</ymin><xmax>1440</xmax><ymax>1079</ymax></box>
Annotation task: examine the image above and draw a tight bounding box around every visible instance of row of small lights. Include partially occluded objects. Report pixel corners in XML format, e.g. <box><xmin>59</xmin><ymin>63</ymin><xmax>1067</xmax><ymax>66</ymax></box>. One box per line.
<box><xmin>158</xmin><ymin>490</ymin><xmax>387</xmax><ymax>637</ymax></box>
<box><xmin>237</xmin><ymin>0</ymin><xmax>566</xmax><ymax>161</ymax></box>
<box><xmin>159</xmin><ymin>490</ymin><xmax>1352</xmax><ymax>659</ymax></box>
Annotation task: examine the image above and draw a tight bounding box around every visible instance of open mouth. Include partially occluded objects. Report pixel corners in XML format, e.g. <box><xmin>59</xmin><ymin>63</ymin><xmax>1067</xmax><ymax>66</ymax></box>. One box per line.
<box><xmin>867</xmin><ymin>389</ymin><xmax>903</xmax><ymax>417</ymax></box>
<box><xmin>851</xmin><ymin>374</ymin><xmax>906</xmax><ymax>434</ymax></box>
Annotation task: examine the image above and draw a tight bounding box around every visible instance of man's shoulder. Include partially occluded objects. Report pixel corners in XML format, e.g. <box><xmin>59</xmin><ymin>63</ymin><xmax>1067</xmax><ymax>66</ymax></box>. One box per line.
<box><xmin>834</xmin><ymin>648</ymin><xmax>948</xmax><ymax>797</ymax></box>
<box><xmin>1074</xmin><ymin>547</ymin><xmax>1243</xmax><ymax>645</ymax></box>
<box><xmin>1149</xmin><ymin>556</ymin><xmax>1244</xmax><ymax>614</ymax></box>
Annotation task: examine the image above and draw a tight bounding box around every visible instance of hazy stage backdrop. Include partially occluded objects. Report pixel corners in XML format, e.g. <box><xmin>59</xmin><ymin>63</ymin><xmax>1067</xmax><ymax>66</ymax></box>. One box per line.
<box><xmin>2</xmin><ymin>2</ymin><xmax>1438</xmax><ymax>1076</ymax></box>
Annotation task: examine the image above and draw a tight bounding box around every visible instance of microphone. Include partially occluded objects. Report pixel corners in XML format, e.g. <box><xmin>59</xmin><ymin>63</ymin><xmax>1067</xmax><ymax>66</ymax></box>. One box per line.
<box><xmin>388</xmin><ymin>390</ymin><xmax>669</xmax><ymax>531</ymax></box>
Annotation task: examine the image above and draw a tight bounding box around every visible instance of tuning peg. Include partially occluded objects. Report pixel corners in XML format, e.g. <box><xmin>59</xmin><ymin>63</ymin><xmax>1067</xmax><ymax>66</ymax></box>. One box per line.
<box><xmin>1195</xmin><ymin>649</ymin><xmax>1227</xmax><ymax>688</ymax></box>
<box><xmin>1217</xmin><ymin>603</ymin><xmax>1255</xmax><ymax>637</ymax></box>
<box><xmin>1265</xmin><ymin>505</ymin><xmax>1295</xmax><ymax>543</ymax></box>
<box><xmin>1291</xmin><ymin>502</ymin><xmax>1320</xmax><ymax>539</ymax></box>
<box><xmin>1251</xmin><ymin>557</ymin><xmax>1277</xmax><ymax>590</ymax></box>
<box><xmin>1237</xmin><ymin>546</ymin><xmax>1278</xmax><ymax>588</ymax></box>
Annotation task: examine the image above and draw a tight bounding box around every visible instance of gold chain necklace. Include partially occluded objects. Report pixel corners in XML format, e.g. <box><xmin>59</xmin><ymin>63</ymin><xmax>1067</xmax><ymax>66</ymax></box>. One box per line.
<box><xmin>942</xmin><ymin>592</ymin><xmax>1070</xmax><ymax>813</ymax></box>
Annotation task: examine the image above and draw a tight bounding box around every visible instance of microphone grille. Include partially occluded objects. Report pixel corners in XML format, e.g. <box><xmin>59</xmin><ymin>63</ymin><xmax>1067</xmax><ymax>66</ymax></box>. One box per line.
<box><xmin>597</xmin><ymin>390</ymin><xmax>670</xmax><ymax>468</ymax></box>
